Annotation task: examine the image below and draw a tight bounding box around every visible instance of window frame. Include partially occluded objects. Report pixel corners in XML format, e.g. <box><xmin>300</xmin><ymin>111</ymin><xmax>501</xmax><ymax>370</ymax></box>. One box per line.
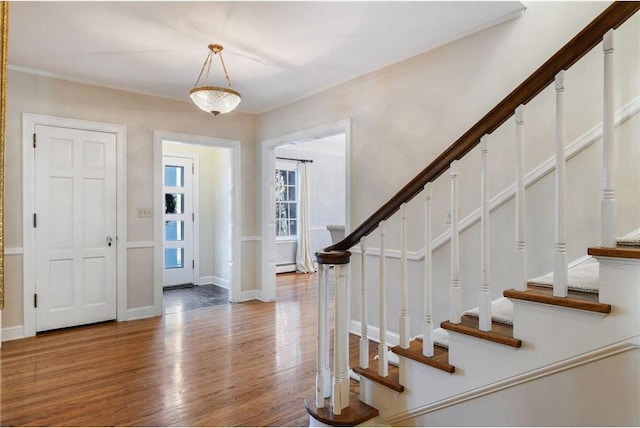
<box><xmin>275</xmin><ymin>164</ymin><xmax>299</xmax><ymax>241</ymax></box>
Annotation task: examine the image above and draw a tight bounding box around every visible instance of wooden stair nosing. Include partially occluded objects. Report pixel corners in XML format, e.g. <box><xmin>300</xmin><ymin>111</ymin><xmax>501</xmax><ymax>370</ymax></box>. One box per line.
<box><xmin>391</xmin><ymin>340</ymin><xmax>455</xmax><ymax>374</ymax></box>
<box><xmin>588</xmin><ymin>245</ymin><xmax>640</xmax><ymax>260</ymax></box>
<box><xmin>352</xmin><ymin>364</ymin><xmax>405</xmax><ymax>393</ymax></box>
<box><xmin>440</xmin><ymin>315</ymin><xmax>522</xmax><ymax>348</ymax></box>
<box><xmin>304</xmin><ymin>389</ymin><xmax>379</xmax><ymax>427</ymax></box>
<box><xmin>504</xmin><ymin>286</ymin><xmax>611</xmax><ymax>314</ymax></box>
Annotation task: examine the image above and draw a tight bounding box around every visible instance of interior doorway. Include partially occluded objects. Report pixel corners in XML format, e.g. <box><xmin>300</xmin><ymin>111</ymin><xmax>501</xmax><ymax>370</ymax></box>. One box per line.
<box><xmin>153</xmin><ymin>131</ymin><xmax>241</xmax><ymax>315</ymax></box>
<box><xmin>260</xmin><ymin>120</ymin><xmax>351</xmax><ymax>301</ymax></box>
<box><xmin>162</xmin><ymin>153</ymin><xmax>196</xmax><ymax>287</ymax></box>
<box><xmin>274</xmin><ymin>135</ymin><xmax>347</xmax><ymax>274</ymax></box>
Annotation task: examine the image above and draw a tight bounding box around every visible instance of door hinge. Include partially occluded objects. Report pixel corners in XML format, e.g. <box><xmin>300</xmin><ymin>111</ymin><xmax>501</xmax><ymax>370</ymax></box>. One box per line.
<box><xmin>192</xmin><ymin>212</ymin><xmax>195</xmax><ymax>221</ymax></box>
<box><xmin>33</xmin><ymin>133</ymin><xmax>37</xmax><ymax>148</ymax></box>
<box><xmin>192</xmin><ymin>164</ymin><xmax>194</xmax><ymax>174</ymax></box>
<box><xmin>33</xmin><ymin>213</ymin><xmax>37</xmax><ymax>228</ymax></box>
<box><xmin>192</xmin><ymin>260</ymin><xmax>195</xmax><ymax>269</ymax></box>
<box><xmin>34</xmin><ymin>293</ymin><xmax>38</xmax><ymax>308</ymax></box>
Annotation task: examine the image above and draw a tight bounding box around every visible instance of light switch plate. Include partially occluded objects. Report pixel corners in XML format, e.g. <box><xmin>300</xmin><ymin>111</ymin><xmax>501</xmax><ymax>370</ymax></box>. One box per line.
<box><xmin>137</xmin><ymin>208</ymin><xmax>153</xmax><ymax>218</ymax></box>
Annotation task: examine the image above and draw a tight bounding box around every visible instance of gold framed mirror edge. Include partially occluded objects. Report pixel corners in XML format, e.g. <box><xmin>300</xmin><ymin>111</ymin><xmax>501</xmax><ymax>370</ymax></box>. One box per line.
<box><xmin>0</xmin><ymin>1</ymin><xmax>7</xmax><ymax>310</ymax></box>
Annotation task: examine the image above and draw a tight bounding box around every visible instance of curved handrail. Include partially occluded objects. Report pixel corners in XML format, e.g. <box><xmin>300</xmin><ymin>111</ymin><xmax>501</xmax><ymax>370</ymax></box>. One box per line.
<box><xmin>321</xmin><ymin>1</ymin><xmax>640</xmax><ymax>259</ymax></box>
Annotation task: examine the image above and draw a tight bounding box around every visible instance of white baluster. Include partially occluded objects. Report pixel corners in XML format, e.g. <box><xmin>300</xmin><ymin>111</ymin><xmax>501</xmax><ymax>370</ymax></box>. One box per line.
<box><xmin>316</xmin><ymin>264</ymin><xmax>327</xmax><ymax>408</ymax></box>
<box><xmin>479</xmin><ymin>136</ymin><xmax>491</xmax><ymax>332</ymax></box>
<box><xmin>338</xmin><ymin>265</ymin><xmax>350</xmax><ymax>410</ymax></box>
<box><xmin>332</xmin><ymin>265</ymin><xmax>349</xmax><ymax>414</ymax></box>
<box><xmin>359</xmin><ymin>237</ymin><xmax>369</xmax><ymax>369</ymax></box>
<box><xmin>323</xmin><ymin>266</ymin><xmax>331</xmax><ymax>398</ymax></box>
<box><xmin>450</xmin><ymin>161</ymin><xmax>461</xmax><ymax>323</ymax></box>
<box><xmin>514</xmin><ymin>105</ymin><xmax>528</xmax><ymax>292</ymax></box>
<box><xmin>602</xmin><ymin>29</ymin><xmax>616</xmax><ymax>248</ymax></box>
<box><xmin>423</xmin><ymin>183</ymin><xmax>434</xmax><ymax>357</ymax></box>
<box><xmin>378</xmin><ymin>221</ymin><xmax>389</xmax><ymax>377</ymax></box>
<box><xmin>399</xmin><ymin>203</ymin><xmax>410</xmax><ymax>349</ymax></box>
<box><xmin>554</xmin><ymin>71</ymin><xmax>568</xmax><ymax>298</ymax></box>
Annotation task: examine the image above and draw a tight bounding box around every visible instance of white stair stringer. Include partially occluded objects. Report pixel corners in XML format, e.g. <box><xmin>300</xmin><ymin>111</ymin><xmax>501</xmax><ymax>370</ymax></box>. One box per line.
<box><xmin>357</xmin><ymin>255</ymin><xmax>640</xmax><ymax>425</ymax></box>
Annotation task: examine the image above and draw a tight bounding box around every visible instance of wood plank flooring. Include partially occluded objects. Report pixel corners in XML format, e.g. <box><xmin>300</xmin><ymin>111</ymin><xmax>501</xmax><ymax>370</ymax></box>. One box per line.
<box><xmin>0</xmin><ymin>273</ymin><xmax>330</xmax><ymax>427</ymax></box>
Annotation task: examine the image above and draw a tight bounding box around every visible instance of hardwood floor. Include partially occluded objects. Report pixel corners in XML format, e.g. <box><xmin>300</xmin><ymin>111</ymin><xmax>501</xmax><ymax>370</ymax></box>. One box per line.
<box><xmin>0</xmin><ymin>273</ymin><xmax>330</xmax><ymax>427</ymax></box>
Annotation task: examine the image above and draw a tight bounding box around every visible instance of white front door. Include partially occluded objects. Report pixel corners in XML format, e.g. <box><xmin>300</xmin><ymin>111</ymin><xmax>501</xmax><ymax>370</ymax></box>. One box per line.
<box><xmin>34</xmin><ymin>125</ymin><xmax>117</xmax><ymax>332</ymax></box>
<box><xmin>163</xmin><ymin>156</ymin><xmax>194</xmax><ymax>287</ymax></box>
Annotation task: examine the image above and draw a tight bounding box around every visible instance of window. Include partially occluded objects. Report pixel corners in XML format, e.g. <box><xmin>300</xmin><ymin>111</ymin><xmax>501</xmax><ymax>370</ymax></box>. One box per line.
<box><xmin>275</xmin><ymin>168</ymin><xmax>297</xmax><ymax>238</ymax></box>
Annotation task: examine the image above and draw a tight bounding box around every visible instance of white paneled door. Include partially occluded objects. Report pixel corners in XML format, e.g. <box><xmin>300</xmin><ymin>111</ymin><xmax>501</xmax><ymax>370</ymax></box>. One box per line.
<box><xmin>34</xmin><ymin>125</ymin><xmax>117</xmax><ymax>332</ymax></box>
<box><xmin>163</xmin><ymin>156</ymin><xmax>194</xmax><ymax>287</ymax></box>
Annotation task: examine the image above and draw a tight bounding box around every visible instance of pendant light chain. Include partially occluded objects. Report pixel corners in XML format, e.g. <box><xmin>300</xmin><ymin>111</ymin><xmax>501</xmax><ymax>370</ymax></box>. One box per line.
<box><xmin>193</xmin><ymin>51</ymin><xmax>213</xmax><ymax>87</ymax></box>
<box><xmin>218</xmin><ymin>51</ymin><xmax>235</xmax><ymax>89</ymax></box>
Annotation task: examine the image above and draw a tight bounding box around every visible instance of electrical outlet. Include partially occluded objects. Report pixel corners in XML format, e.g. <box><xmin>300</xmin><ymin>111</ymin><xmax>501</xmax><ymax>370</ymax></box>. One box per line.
<box><xmin>137</xmin><ymin>208</ymin><xmax>153</xmax><ymax>218</ymax></box>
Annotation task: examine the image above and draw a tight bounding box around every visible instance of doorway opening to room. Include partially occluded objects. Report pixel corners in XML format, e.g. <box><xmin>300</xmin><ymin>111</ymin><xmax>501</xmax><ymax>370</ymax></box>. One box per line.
<box><xmin>261</xmin><ymin>120</ymin><xmax>351</xmax><ymax>302</ymax></box>
<box><xmin>154</xmin><ymin>131</ymin><xmax>241</xmax><ymax>315</ymax></box>
<box><xmin>274</xmin><ymin>135</ymin><xmax>347</xmax><ymax>275</ymax></box>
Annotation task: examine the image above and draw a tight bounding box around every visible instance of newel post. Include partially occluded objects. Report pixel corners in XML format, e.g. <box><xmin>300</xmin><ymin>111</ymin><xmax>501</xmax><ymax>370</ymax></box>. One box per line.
<box><xmin>315</xmin><ymin>250</ymin><xmax>352</xmax><ymax>415</ymax></box>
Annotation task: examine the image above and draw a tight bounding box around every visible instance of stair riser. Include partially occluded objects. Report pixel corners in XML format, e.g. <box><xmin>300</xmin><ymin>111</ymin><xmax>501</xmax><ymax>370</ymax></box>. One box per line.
<box><xmin>512</xmin><ymin>302</ymin><xmax>619</xmax><ymax>360</ymax></box>
<box><xmin>594</xmin><ymin>256</ymin><xmax>640</xmax><ymax>304</ymax></box>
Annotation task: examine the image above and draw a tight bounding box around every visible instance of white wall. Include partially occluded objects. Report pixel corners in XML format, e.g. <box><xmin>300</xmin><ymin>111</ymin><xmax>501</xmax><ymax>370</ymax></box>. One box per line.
<box><xmin>405</xmin><ymin>347</ymin><xmax>639</xmax><ymax>426</ymax></box>
<box><xmin>257</xmin><ymin>2</ymin><xmax>639</xmax><ymax>333</ymax></box>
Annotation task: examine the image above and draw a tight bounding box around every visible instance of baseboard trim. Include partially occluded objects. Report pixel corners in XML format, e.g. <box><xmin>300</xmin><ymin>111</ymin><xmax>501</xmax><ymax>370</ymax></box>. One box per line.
<box><xmin>239</xmin><ymin>290</ymin><xmax>264</xmax><ymax>302</ymax></box>
<box><xmin>196</xmin><ymin>275</ymin><xmax>229</xmax><ymax>289</ymax></box>
<box><xmin>124</xmin><ymin>305</ymin><xmax>158</xmax><ymax>321</ymax></box>
<box><xmin>1</xmin><ymin>325</ymin><xmax>26</xmax><ymax>342</ymax></box>
<box><xmin>276</xmin><ymin>264</ymin><xmax>297</xmax><ymax>274</ymax></box>
<box><xmin>382</xmin><ymin>339</ymin><xmax>640</xmax><ymax>425</ymax></box>
<box><xmin>212</xmin><ymin>276</ymin><xmax>230</xmax><ymax>289</ymax></box>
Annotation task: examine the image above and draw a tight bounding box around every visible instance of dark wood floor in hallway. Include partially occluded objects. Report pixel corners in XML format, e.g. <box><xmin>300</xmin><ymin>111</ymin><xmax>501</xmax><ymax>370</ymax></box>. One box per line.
<box><xmin>0</xmin><ymin>273</ymin><xmax>324</xmax><ymax>427</ymax></box>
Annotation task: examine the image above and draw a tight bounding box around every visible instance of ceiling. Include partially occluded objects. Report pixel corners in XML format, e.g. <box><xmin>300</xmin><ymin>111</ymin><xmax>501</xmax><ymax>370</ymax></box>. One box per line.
<box><xmin>8</xmin><ymin>1</ymin><xmax>525</xmax><ymax>114</ymax></box>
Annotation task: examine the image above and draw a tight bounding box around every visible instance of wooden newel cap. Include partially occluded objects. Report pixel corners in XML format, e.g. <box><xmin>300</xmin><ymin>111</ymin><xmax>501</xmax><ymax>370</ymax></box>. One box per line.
<box><xmin>315</xmin><ymin>250</ymin><xmax>352</xmax><ymax>265</ymax></box>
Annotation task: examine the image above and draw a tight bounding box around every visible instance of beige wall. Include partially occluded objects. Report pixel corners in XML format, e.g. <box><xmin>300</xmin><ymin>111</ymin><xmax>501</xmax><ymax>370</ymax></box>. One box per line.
<box><xmin>3</xmin><ymin>70</ymin><xmax>257</xmax><ymax>328</ymax></box>
<box><xmin>256</xmin><ymin>2</ymin><xmax>639</xmax><ymax>331</ymax></box>
<box><xmin>3</xmin><ymin>2</ymin><xmax>638</xmax><ymax>334</ymax></box>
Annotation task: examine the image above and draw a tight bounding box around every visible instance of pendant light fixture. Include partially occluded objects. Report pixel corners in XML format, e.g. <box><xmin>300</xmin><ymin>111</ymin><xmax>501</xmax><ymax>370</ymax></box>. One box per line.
<box><xmin>190</xmin><ymin>44</ymin><xmax>241</xmax><ymax>116</ymax></box>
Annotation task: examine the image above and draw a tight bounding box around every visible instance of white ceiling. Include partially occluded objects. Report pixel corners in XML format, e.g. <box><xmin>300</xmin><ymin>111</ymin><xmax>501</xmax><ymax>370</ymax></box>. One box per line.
<box><xmin>8</xmin><ymin>1</ymin><xmax>524</xmax><ymax>114</ymax></box>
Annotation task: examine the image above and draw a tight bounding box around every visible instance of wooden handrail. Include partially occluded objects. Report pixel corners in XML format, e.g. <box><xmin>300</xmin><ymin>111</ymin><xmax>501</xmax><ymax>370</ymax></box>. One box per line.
<box><xmin>322</xmin><ymin>1</ymin><xmax>640</xmax><ymax>256</ymax></box>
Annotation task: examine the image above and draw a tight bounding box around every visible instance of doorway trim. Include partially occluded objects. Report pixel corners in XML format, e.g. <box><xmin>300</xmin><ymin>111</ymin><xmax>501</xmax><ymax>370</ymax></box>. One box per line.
<box><xmin>153</xmin><ymin>130</ymin><xmax>241</xmax><ymax>312</ymax></box>
<box><xmin>260</xmin><ymin>119</ymin><xmax>352</xmax><ymax>301</ymax></box>
<box><xmin>22</xmin><ymin>113</ymin><xmax>127</xmax><ymax>338</ymax></box>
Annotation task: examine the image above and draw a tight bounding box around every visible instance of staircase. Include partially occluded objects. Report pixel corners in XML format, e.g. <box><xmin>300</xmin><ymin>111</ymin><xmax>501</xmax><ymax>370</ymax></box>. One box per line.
<box><xmin>305</xmin><ymin>3</ymin><xmax>640</xmax><ymax>426</ymax></box>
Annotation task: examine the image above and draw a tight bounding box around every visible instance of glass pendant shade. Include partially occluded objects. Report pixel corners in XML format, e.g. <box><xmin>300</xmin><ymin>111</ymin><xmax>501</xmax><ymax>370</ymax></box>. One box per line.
<box><xmin>190</xmin><ymin>44</ymin><xmax>241</xmax><ymax>116</ymax></box>
<box><xmin>190</xmin><ymin>86</ymin><xmax>241</xmax><ymax>116</ymax></box>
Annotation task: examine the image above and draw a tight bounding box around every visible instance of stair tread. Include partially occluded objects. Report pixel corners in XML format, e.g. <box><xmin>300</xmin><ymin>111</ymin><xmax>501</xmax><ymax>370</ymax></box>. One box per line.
<box><xmin>441</xmin><ymin>315</ymin><xmax>521</xmax><ymax>348</ymax></box>
<box><xmin>588</xmin><ymin>245</ymin><xmax>640</xmax><ymax>260</ymax></box>
<box><xmin>304</xmin><ymin>389</ymin><xmax>379</xmax><ymax>426</ymax></box>
<box><xmin>391</xmin><ymin>340</ymin><xmax>455</xmax><ymax>373</ymax></box>
<box><xmin>352</xmin><ymin>358</ymin><xmax>404</xmax><ymax>393</ymax></box>
<box><xmin>504</xmin><ymin>285</ymin><xmax>611</xmax><ymax>314</ymax></box>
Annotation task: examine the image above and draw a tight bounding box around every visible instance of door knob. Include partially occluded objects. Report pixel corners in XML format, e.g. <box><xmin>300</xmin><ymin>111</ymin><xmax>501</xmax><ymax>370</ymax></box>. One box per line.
<box><xmin>107</xmin><ymin>236</ymin><xmax>113</xmax><ymax>247</ymax></box>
